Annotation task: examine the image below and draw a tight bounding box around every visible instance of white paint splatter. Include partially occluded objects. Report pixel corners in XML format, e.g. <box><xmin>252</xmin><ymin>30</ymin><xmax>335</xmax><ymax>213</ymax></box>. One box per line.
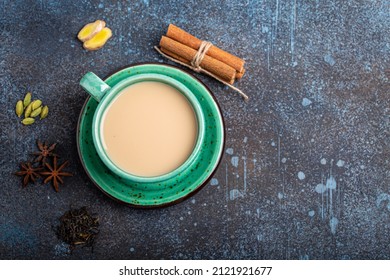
<box><xmin>229</xmin><ymin>189</ymin><xmax>244</xmax><ymax>200</ymax></box>
<box><xmin>302</xmin><ymin>98</ymin><xmax>312</xmax><ymax>106</ymax></box>
<box><xmin>308</xmin><ymin>210</ymin><xmax>315</xmax><ymax>217</ymax></box>
<box><xmin>376</xmin><ymin>193</ymin><xmax>390</xmax><ymax>210</ymax></box>
<box><xmin>231</xmin><ymin>156</ymin><xmax>239</xmax><ymax>167</ymax></box>
<box><xmin>314</xmin><ymin>176</ymin><xmax>337</xmax><ymax>193</ymax></box>
<box><xmin>326</xmin><ymin>176</ymin><xmax>337</xmax><ymax>190</ymax></box>
<box><xmin>277</xmin><ymin>134</ymin><xmax>281</xmax><ymax>167</ymax></box>
<box><xmin>336</xmin><ymin>160</ymin><xmax>345</xmax><ymax>167</ymax></box>
<box><xmin>290</xmin><ymin>0</ymin><xmax>297</xmax><ymax>65</ymax></box>
<box><xmin>324</xmin><ymin>54</ymin><xmax>336</xmax><ymax>66</ymax></box>
<box><xmin>281</xmin><ymin>158</ymin><xmax>287</xmax><ymax>163</ymax></box>
<box><xmin>225</xmin><ymin>164</ymin><xmax>228</xmax><ymax>201</ymax></box>
<box><xmin>315</xmin><ymin>183</ymin><xmax>326</xmax><ymax>193</ymax></box>
<box><xmin>130</xmin><ymin>247</ymin><xmax>135</xmax><ymax>252</ymax></box>
<box><xmin>320</xmin><ymin>158</ymin><xmax>327</xmax><ymax>165</ymax></box>
<box><xmin>329</xmin><ymin>217</ymin><xmax>339</xmax><ymax>234</ymax></box>
<box><xmin>278</xmin><ymin>192</ymin><xmax>284</xmax><ymax>199</ymax></box>
<box><xmin>242</xmin><ymin>155</ymin><xmax>247</xmax><ymax>193</ymax></box>
<box><xmin>210</xmin><ymin>178</ymin><xmax>219</xmax><ymax>186</ymax></box>
<box><xmin>298</xmin><ymin>171</ymin><xmax>306</xmax><ymax>180</ymax></box>
<box><xmin>226</xmin><ymin>148</ymin><xmax>233</xmax><ymax>155</ymax></box>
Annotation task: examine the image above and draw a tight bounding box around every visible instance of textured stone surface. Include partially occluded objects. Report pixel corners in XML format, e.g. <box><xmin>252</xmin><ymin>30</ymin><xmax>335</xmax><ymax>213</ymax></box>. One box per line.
<box><xmin>0</xmin><ymin>0</ymin><xmax>389</xmax><ymax>259</ymax></box>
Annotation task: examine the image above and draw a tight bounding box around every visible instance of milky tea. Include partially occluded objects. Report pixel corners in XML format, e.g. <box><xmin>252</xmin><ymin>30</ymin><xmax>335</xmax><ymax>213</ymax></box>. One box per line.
<box><xmin>101</xmin><ymin>81</ymin><xmax>198</xmax><ymax>177</ymax></box>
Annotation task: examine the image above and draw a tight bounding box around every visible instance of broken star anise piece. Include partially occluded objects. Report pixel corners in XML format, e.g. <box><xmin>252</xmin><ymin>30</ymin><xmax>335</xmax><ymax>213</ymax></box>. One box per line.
<box><xmin>40</xmin><ymin>156</ymin><xmax>72</xmax><ymax>192</ymax></box>
<box><xmin>32</xmin><ymin>140</ymin><xmax>57</xmax><ymax>165</ymax></box>
<box><xmin>14</xmin><ymin>162</ymin><xmax>42</xmax><ymax>187</ymax></box>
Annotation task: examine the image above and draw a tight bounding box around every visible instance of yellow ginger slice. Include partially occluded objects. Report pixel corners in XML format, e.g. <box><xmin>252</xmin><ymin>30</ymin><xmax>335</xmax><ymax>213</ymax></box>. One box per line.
<box><xmin>83</xmin><ymin>27</ymin><xmax>112</xmax><ymax>51</ymax></box>
<box><xmin>77</xmin><ymin>20</ymin><xmax>106</xmax><ymax>42</ymax></box>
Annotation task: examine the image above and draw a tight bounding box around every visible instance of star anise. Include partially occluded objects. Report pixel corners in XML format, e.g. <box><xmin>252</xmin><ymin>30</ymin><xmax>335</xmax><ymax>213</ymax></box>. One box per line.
<box><xmin>32</xmin><ymin>140</ymin><xmax>57</xmax><ymax>165</ymax></box>
<box><xmin>40</xmin><ymin>156</ymin><xmax>72</xmax><ymax>192</ymax></box>
<box><xmin>14</xmin><ymin>162</ymin><xmax>42</xmax><ymax>187</ymax></box>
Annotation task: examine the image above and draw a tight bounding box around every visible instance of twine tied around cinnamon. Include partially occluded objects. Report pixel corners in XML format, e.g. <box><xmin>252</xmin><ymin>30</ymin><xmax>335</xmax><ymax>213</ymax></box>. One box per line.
<box><xmin>154</xmin><ymin>43</ymin><xmax>249</xmax><ymax>100</ymax></box>
<box><xmin>191</xmin><ymin>41</ymin><xmax>213</xmax><ymax>70</ymax></box>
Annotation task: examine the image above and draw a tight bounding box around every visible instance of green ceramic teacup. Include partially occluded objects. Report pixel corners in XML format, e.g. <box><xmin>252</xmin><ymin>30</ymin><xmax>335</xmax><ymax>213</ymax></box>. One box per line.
<box><xmin>79</xmin><ymin>71</ymin><xmax>205</xmax><ymax>183</ymax></box>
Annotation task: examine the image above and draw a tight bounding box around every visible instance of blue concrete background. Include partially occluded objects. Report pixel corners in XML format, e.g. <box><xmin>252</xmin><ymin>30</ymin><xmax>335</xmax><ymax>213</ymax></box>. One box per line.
<box><xmin>0</xmin><ymin>0</ymin><xmax>389</xmax><ymax>259</ymax></box>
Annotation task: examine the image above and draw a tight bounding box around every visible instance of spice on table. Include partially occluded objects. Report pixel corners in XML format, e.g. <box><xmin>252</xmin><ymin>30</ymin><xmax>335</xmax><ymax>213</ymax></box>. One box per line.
<box><xmin>83</xmin><ymin>27</ymin><xmax>112</xmax><ymax>51</ymax></box>
<box><xmin>56</xmin><ymin>207</ymin><xmax>100</xmax><ymax>249</ymax></box>
<box><xmin>40</xmin><ymin>156</ymin><xmax>72</xmax><ymax>192</ymax></box>
<box><xmin>32</xmin><ymin>140</ymin><xmax>57</xmax><ymax>165</ymax></box>
<box><xmin>24</xmin><ymin>103</ymin><xmax>32</xmax><ymax>118</ymax></box>
<box><xmin>14</xmin><ymin>162</ymin><xmax>42</xmax><ymax>187</ymax></box>
<box><xmin>155</xmin><ymin>24</ymin><xmax>248</xmax><ymax>100</ymax></box>
<box><xmin>167</xmin><ymin>24</ymin><xmax>245</xmax><ymax>73</ymax></box>
<box><xmin>21</xmin><ymin>117</ymin><xmax>35</xmax><ymax>125</ymax></box>
<box><xmin>77</xmin><ymin>20</ymin><xmax>112</xmax><ymax>51</ymax></box>
<box><xmin>15</xmin><ymin>92</ymin><xmax>49</xmax><ymax>125</ymax></box>
<box><xmin>14</xmin><ymin>140</ymin><xmax>72</xmax><ymax>191</ymax></box>
<box><xmin>30</xmin><ymin>106</ymin><xmax>42</xmax><ymax>118</ymax></box>
<box><xmin>160</xmin><ymin>36</ymin><xmax>236</xmax><ymax>84</ymax></box>
<box><xmin>23</xmin><ymin>92</ymin><xmax>32</xmax><ymax>108</ymax></box>
<box><xmin>40</xmin><ymin>105</ymin><xmax>49</xmax><ymax>120</ymax></box>
<box><xmin>31</xmin><ymin>99</ymin><xmax>42</xmax><ymax>110</ymax></box>
<box><xmin>77</xmin><ymin>20</ymin><xmax>106</xmax><ymax>42</ymax></box>
<box><xmin>15</xmin><ymin>100</ymin><xmax>23</xmax><ymax>117</ymax></box>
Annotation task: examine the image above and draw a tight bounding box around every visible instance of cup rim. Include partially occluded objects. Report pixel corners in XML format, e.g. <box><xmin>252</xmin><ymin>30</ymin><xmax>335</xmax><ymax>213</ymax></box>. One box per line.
<box><xmin>91</xmin><ymin>73</ymin><xmax>205</xmax><ymax>183</ymax></box>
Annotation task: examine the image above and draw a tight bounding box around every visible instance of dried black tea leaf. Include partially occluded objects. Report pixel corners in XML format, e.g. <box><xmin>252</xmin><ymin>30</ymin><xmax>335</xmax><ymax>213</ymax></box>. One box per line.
<box><xmin>56</xmin><ymin>207</ymin><xmax>99</xmax><ymax>250</ymax></box>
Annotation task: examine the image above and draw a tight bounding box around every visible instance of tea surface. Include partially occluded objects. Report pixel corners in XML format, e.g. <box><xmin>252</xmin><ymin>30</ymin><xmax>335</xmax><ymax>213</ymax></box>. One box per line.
<box><xmin>101</xmin><ymin>81</ymin><xmax>197</xmax><ymax>177</ymax></box>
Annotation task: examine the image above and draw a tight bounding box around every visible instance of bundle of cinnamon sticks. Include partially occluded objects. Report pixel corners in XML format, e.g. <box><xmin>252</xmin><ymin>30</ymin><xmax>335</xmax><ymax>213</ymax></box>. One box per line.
<box><xmin>157</xmin><ymin>24</ymin><xmax>247</xmax><ymax>99</ymax></box>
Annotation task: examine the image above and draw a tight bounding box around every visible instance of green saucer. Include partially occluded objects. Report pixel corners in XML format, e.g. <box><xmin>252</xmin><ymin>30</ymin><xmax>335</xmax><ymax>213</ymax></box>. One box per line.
<box><xmin>77</xmin><ymin>63</ymin><xmax>225</xmax><ymax>207</ymax></box>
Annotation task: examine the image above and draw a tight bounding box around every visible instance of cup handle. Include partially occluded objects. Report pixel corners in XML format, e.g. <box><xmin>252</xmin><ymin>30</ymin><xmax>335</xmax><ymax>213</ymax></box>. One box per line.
<box><xmin>80</xmin><ymin>72</ymin><xmax>111</xmax><ymax>102</ymax></box>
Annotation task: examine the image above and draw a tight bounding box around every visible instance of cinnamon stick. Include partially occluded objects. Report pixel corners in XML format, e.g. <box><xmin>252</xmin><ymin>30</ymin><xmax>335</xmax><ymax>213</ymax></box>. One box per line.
<box><xmin>160</xmin><ymin>47</ymin><xmax>189</xmax><ymax>64</ymax></box>
<box><xmin>160</xmin><ymin>36</ymin><xmax>236</xmax><ymax>84</ymax></box>
<box><xmin>160</xmin><ymin>47</ymin><xmax>235</xmax><ymax>84</ymax></box>
<box><xmin>167</xmin><ymin>24</ymin><xmax>245</xmax><ymax>73</ymax></box>
<box><xmin>236</xmin><ymin>68</ymin><xmax>245</xmax><ymax>79</ymax></box>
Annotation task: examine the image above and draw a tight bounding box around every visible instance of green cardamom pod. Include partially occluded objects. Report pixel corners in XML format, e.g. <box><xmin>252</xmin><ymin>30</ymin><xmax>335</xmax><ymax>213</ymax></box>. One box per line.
<box><xmin>30</xmin><ymin>106</ymin><xmax>42</xmax><ymax>118</ymax></box>
<box><xmin>24</xmin><ymin>103</ymin><xmax>33</xmax><ymax>118</ymax></box>
<box><xmin>16</xmin><ymin>100</ymin><xmax>24</xmax><ymax>117</ymax></box>
<box><xmin>23</xmin><ymin>92</ymin><xmax>32</xmax><ymax>108</ymax></box>
<box><xmin>40</xmin><ymin>105</ymin><xmax>49</xmax><ymax>120</ymax></box>
<box><xmin>31</xmin><ymin>100</ymin><xmax>42</xmax><ymax>110</ymax></box>
<box><xmin>21</xmin><ymin>117</ymin><xmax>35</xmax><ymax>125</ymax></box>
